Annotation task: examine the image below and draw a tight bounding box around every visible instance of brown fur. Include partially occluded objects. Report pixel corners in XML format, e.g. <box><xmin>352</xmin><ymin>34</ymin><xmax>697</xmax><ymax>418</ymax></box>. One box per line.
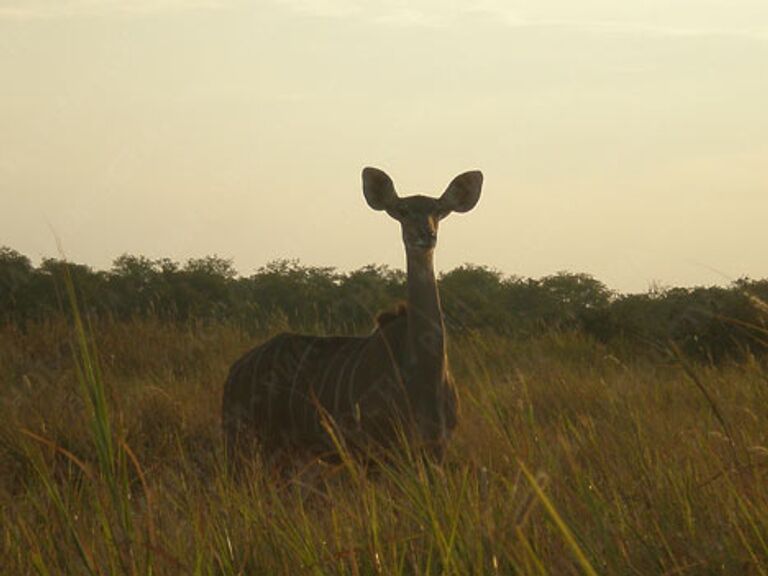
<box><xmin>374</xmin><ymin>301</ymin><xmax>407</xmax><ymax>328</ymax></box>
<box><xmin>222</xmin><ymin>312</ymin><xmax>458</xmax><ymax>464</ymax></box>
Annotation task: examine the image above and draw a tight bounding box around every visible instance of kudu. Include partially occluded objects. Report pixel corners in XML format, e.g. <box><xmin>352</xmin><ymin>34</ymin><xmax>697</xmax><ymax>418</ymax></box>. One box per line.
<box><xmin>222</xmin><ymin>167</ymin><xmax>483</xmax><ymax>464</ymax></box>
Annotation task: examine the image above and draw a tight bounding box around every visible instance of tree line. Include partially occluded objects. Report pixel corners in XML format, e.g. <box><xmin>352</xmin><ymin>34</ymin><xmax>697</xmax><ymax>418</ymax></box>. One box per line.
<box><xmin>1</xmin><ymin>246</ymin><xmax>767</xmax><ymax>362</ymax></box>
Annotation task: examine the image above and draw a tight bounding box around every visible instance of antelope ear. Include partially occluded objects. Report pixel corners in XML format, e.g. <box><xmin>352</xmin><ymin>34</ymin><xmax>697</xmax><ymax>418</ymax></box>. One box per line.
<box><xmin>439</xmin><ymin>170</ymin><xmax>483</xmax><ymax>214</ymax></box>
<box><xmin>362</xmin><ymin>167</ymin><xmax>398</xmax><ymax>211</ymax></box>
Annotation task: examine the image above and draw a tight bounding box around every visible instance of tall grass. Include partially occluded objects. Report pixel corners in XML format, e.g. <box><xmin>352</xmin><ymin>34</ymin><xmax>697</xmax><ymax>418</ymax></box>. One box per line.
<box><xmin>1</xmin><ymin>305</ymin><xmax>767</xmax><ymax>573</ymax></box>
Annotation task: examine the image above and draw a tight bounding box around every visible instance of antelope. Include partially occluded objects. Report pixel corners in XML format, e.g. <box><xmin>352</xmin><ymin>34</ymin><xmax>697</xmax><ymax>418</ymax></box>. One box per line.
<box><xmin>222</xmin><ymin>167</ymin><xmax>483</xmax><ymax>464</ymax></box>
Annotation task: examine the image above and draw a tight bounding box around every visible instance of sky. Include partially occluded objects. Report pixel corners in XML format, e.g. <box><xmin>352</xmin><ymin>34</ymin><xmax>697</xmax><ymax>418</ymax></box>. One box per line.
<box><xmin>1</xmin><ymin>0</ymin><xmax>767</xmax><ymax>293</ymax></box>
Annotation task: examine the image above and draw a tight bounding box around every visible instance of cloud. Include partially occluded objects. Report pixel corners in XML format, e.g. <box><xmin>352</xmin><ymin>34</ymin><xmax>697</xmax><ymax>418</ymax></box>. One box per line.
<box><xmin>521</xmin><ymin>18</ymin><xmax>768</xmax><ymax>41</ymax></box>
<box><xmin>271</xmin><ymin>0</ymin><xmax>768</xmax><ymax>40</ymax></box>
<box><xmin>269</xmin><ymin>0</ymin><xmax>498</xmax><ymax>27</ymax></box>
<box><xmin>4</xmin><ymin>0</ymin><xmax>766</xmax><ymax>42</ymax></box>
<box><xmin>270</xmin><ymin>0</ymin><xmax>361</xmax><ymax>19</ymax></box>
<box><xmin>0</xmin><ymin>0</ymin><xmax>231</xmax><ymax>20</ymax></box>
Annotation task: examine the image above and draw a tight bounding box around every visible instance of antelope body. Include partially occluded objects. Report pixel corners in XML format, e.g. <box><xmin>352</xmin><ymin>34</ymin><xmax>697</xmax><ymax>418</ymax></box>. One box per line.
<box><xmin>222</xmin><ymin>167</ymin><xmax>483</xmax><ymax>462</ymax></box>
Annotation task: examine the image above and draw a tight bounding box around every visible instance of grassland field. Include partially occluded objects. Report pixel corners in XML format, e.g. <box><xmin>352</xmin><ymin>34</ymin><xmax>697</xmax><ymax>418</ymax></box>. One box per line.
<box><xmin>0</xmin><ymin>312</ymin><xmax>767</xmax><ymax>575</ymax></box>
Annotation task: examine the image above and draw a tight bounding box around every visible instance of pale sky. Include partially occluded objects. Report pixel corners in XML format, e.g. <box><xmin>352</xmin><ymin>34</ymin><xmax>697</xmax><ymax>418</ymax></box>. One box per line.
<box><xmin>1</xmin><ymin>0</ymin><xmax>767</xmax><ymax>292</ymax></box>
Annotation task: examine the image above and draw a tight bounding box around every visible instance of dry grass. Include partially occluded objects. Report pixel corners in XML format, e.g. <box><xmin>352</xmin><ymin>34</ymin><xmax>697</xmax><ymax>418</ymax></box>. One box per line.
<box><xmin>1</xmin><ymin>315</ymin><xmax>767</xmax><ymax>574</ymax></box>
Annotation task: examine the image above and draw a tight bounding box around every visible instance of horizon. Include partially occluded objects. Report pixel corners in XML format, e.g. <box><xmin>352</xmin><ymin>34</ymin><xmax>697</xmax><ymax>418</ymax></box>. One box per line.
<box><xmin>3</xmin><ymin>242</ymin><xmax>762</xmax><ymax>296</ymax></box>
<box><xmin>2</xmin><ymin>1</ymin><xmax>767</xmax><ymax>293</ymax></box>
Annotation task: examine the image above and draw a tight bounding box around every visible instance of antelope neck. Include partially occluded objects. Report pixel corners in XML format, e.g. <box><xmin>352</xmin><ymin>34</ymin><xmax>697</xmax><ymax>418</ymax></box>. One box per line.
<box><xmin>405</xmin><ymin>248</ymin><xmax>446</xmax><ymax>385</ymax></box>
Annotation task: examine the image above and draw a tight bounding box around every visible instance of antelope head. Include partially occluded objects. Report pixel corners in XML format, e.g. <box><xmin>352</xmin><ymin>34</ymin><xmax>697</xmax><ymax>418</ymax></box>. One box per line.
<box><xmin>362</xmin><ymin>167</ymin><xmax>483</xmax><ymax>252</ymax></box>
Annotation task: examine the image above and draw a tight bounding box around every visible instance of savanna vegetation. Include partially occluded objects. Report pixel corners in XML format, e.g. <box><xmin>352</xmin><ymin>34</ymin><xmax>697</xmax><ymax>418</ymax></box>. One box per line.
<box><xmin>1</xmin><ymin>245</ymin><xmax>767</xmax><ymax>574</ymax></box>
<box><xmin>3</xmin><ymin>246</ymin><xmax>768</xmax><ymax>362</ymax></box>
